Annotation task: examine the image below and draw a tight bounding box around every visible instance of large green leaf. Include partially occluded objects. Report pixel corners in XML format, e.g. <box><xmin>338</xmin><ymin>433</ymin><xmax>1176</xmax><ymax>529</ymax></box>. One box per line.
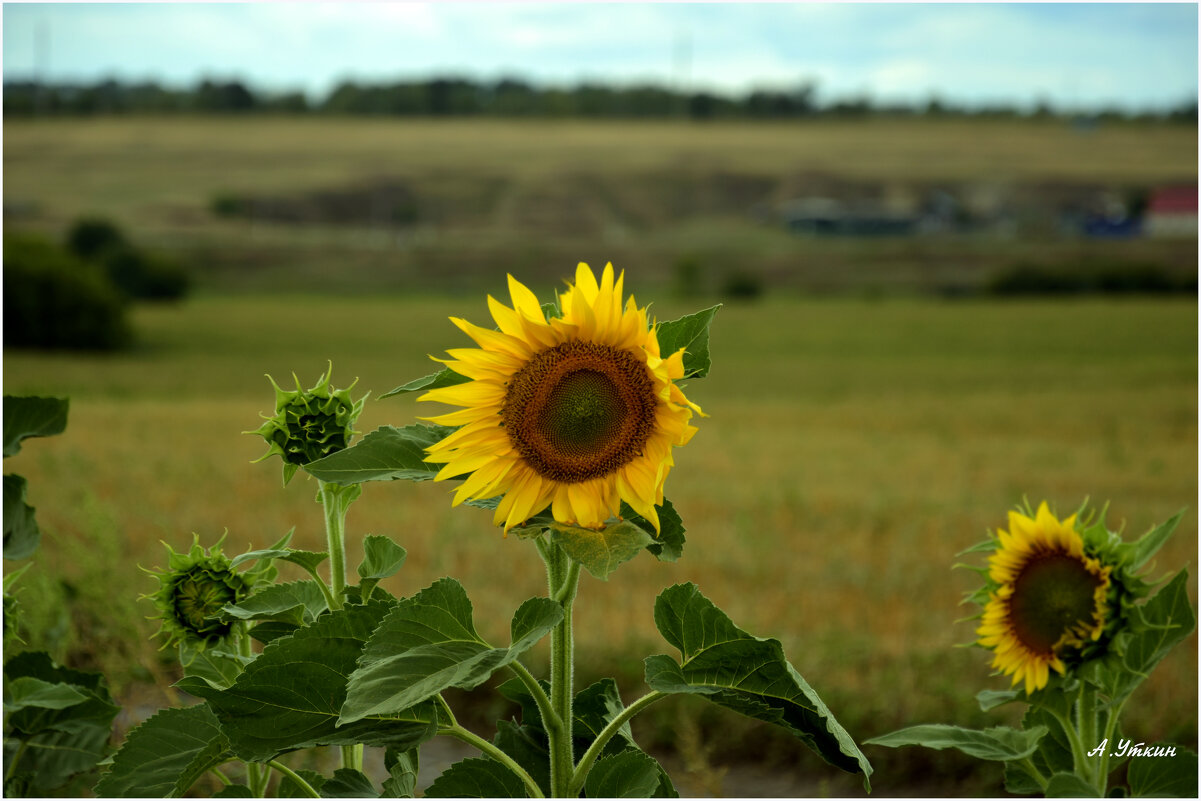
<box><xmin>222</xmin><ymin>580</ymin><xmax>329</xmax><ymax>626</ymax></box>
<box><xmin>4</xmin><ymin>676</ymin><xmax>89</xmax><ymax>713</ymax></box>
<box><xmin>549</xmin><ymin>520</ymin><xmax>652</xmax><ymax>581</ymax></box>
<box><xmin>865</xmin><ymin>724</ymin><xmax>1048</xmax><ymax>762</ymax></box>
<box><xmin>584</xmin><ymin>750</ymin><xmax>664</xmax><ymax>798</ymax></box>
<box><xmin>303</xmin><ymin>424</ymin><xmax>453</xmax><ymax>484</ymax></box>
<box><xmin>493</xmin><ymin>719</ymin><xmax>551</xmax><ymax>796</ymax></box>
<box><xmin>424</xmin><ymin>757</ymin><xmax>528</xmax><ymax>798</ymax></box>
<box><xmin>3</xmin><ymin>651</ymin><xmax>119</xmax><ymax>793</ymax></box>
<box><xmin>1127</xmin><ymin>744</ymin><xmax>1198</xmax><ymax>797</ymax></box>
<box><xmin>380</xmin><ymin>368</ymin><xmax>470</xmax><ymax>400</ymax></box>
<box><xmin>654</xmin><ymin>306</ymin><xmax>720</xmax><ymax>379</ymax></box>
<box><xmin>339</xmin><ymin>581</ymin><xmax>561</xmax><ymax>724</ymax></box>
<box><xmin>94</xmin><ymin>704</ymin><xmax>231</xmax><ymax>798</ymax></box>
<box><xmin>646</xmin><ymin>583</ymin><xmax>872</xmax><ymax>788</ymax></box>
<box><xmin>1124</xmin><ymin>569</ymin><xmax>1196</xmax><ymax>678</ymax></box>
<box><xmin>178</xmin><ymin>600</ymin><xmax>438</xmax><ymax>762</ymax></box>
<box><xmin>3</xmin><ymin>473</ymin><xmax>40</xmax><ymax>560</ymax></box>
<box><xmin>3</xmin><ymin>395</ymin><xmax>69</xmax><ymax>457</ymax></box>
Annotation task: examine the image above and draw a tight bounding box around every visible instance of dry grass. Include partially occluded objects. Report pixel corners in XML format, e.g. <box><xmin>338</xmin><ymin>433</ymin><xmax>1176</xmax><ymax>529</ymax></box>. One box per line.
<box><xmin>4</xmin><ymin>292</ymin><xmax>1195</xmax><ymax>793</ymax></box>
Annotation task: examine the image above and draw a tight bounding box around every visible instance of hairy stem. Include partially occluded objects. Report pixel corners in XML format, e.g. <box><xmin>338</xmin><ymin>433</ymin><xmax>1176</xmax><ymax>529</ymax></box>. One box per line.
<box><xmin>543</xmin><ymin>542</ymin><xmax>581</xmax><ymax>797</ymax></box>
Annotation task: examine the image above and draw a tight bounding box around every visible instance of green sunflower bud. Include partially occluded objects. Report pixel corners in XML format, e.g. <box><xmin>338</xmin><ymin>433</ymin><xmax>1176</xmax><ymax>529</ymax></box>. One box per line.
<box><xmin>248</xmin><ymin>363</ymin><xmax>368</xmax><ymax>485</ymax></box>
<box><xmin>144</xmin><ymin>534</ymin><xmax>254</xmax><ymax>651</ymax></box>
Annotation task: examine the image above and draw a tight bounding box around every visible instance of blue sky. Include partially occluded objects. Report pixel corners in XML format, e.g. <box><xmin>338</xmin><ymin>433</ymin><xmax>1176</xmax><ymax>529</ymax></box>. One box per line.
<box><xmin>3</xmin><ymin>3</ymin><xmax>1197</xmax><ymax>111</ymax></box>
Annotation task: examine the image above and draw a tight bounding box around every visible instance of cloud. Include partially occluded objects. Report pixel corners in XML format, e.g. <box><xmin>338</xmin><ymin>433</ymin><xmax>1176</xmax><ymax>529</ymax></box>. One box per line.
<box><xmin>2</xmin><ymin>2</ymin><xmax>1195</xmax><ymax>110</ymax></box>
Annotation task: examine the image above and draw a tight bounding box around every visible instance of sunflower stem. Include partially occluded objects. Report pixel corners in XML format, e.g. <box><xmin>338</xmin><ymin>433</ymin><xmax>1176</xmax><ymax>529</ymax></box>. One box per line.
<box><xmin>317</xmin><ymin>480</ymin><xmax>352</xmax><ymax>611</ymax></box>
<box><xmin>508</xmin><ymin>659</ymin><xmax>563</xmax><ymax>735</ymax></box>
<box><xmin>1078</xmin><ymin>682</ymin><xmax>1099</xmax><ymax>790</ymax></box>
<box><xmin>1096</xmin><ymin>696</ymin><xmax>1126</xmax><ymax>793</ymax></box>
<box><xmin>317</xmin><ymin>479</ymin><xmax>364</xmax><ymax>773</ymax></box>
<box><xmin>542</xmin><ymin>539</ymin><xmax>581</xmax><ymax>797</ymax></box>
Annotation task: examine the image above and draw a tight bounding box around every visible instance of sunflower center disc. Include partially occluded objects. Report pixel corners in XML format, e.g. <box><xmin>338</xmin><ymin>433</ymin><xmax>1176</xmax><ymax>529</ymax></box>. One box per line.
<box><xmin>1009</xmin><ymin>553</ymin><xmax>1101</xmax><ymax>654</ymax></box>
<box><xmin>502</xmin><ymin>340</ymin><xmax>657</xmax><ymax>483</ymax></box>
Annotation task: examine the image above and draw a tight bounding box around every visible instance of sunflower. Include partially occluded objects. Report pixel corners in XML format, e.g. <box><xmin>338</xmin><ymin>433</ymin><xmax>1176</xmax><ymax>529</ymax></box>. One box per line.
<box><xmin>419</xmin><ymin>262</ymin><xmax>703</xmax><ymax>532</ymax></box>
<box><xmin>976</xmin><ymin>502</ymin><xmax>1112</xmax><ymax>694</ymax></box>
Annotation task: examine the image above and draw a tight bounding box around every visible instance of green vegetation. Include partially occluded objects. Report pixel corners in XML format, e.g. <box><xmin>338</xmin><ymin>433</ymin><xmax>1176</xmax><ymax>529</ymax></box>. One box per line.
<box><xmin>2</xmin><ymin>234</ymin><xmax>131</xmax><ymax>350</ymax></box>
<box><xmin>3</xmin><ymin>292</ymin><xmax>1195</xmax><ymax>794</ymax></box>
<box><xmin>3</xmin><ymin>118</ymin><xmax>1196</xmax><ymax>298</ymax></box>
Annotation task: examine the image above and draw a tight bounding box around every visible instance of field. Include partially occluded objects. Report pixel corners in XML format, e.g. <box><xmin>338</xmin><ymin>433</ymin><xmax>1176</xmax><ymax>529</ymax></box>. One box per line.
<box><xmin>3</xmin><ymin>117</ymin><xmax>1198</xmax><ymax>795</ymax></box>
<box><xmin>4</xmin><ymin>292</ymin><xmax>1197</xmax><ymax>795</ymax></box>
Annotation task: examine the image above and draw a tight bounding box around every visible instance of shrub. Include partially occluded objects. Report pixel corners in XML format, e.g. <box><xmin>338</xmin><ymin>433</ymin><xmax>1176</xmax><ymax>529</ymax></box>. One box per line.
<box><xmin>99</xmin><ymin>245</ymin><xmax>191</xmax><ymax>301</ymax></box>
<box><xmin>65</xmin><ymin>217</ymin><xmax>128</xmax><ymax>261</ymax></box>
<box><xmin>65</xmin><ymin>217</ymin><xmax>191</xmax><ymax>301</ymax></box>
<box><xmin>3</xmin><ymin>233</ymin><xmax>131</xmax><ymax>350</ymax></box>
<box><xmin>722</xmin><ymin>269</ymin><xmax>765</xmax><ymax>300</ymax></box>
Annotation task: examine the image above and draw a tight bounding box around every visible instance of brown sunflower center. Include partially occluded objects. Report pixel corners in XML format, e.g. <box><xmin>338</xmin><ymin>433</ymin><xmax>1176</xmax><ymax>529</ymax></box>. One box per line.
<box><xmin>1009</xmin><ymin>552</ymin><xmax>1102</xmax><ymax>654</ymax></box>
<box><xmin>501</xmin><ymin>340</ymin><xmax>657</xmax><ymax>483</ymax></box>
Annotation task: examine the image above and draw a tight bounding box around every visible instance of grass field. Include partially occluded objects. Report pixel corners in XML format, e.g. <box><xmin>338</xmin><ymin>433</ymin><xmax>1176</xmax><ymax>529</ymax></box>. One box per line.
<box><xmin>4</xmin><ymin>115</ymin><xmax>1197</xmax><ymax>794</ymax></box>
<box><xmin>4</xmin><ymin>117</ymin><xmax>1197</xmax><ymax>296</ymax></box>
<box><xmin>4</xmin><ymin>290</ymin><xmax>1196</xmax><ymax>795</ymax></box>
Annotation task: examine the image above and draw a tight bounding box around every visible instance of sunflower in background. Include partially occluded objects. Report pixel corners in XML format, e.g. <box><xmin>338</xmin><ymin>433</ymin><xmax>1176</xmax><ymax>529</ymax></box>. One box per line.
<box><xmin>975</xmin><ymin>503</ymin><xmax>1113</xmax><ymax>694</ymax></box>
<box><xmin>419</xmin><ymin>262</ymin><xmax>704</xmax><ymax>532</ymax></box>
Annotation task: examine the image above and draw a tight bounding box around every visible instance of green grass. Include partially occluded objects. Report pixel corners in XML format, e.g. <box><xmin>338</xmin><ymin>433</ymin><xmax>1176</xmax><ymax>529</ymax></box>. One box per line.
<box><xmin>3</xmin><ymin>291</ymin><xmax>1196</xmax><ymax>795</ymax></box>
<box><xmin>4</xmin><ymin>117</ymin><xmax>1197</xmax><ymax>296</ymax></box>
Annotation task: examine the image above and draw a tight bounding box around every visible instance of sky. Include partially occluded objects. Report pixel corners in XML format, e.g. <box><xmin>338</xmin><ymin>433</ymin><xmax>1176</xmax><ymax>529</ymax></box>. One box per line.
<box><xmin>2</xmin><ymin>2</ymin><xmax>1198</xmax><ymax>112</ymax></box>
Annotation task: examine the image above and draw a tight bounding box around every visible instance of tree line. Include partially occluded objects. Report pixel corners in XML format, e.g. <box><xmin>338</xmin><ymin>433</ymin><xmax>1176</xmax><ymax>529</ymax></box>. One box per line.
<box><xmin>4</xmin><ymin>76</ymin><xmax>1196</xmax><ymax>122</ymax></box>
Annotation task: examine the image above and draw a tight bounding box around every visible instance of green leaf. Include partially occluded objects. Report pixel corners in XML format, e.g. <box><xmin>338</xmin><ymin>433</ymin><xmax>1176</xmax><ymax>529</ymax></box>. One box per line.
<box><xmin>340</xmin><ymin>582</ymin><xmax>562</xmax><ymax>724</ymax></box>
<box><xmin>180</xmin><ymin>646</ymin><xmax>250</xmax><ymax>691</ymax></box>
<box><xmin>549</xmin><ymin>519</ymin><xmax>653</xmax><ymax>580</ymax></box>
<box><xmin>1118</xmin><ymin>570</ymin><xmax>1196</xmax><ymax>700</ymax></box>
<box><xmin>1127</xmin><ymin>745</ymin><xmax>1198</xmax><ymax>797</ymax></box>
<box><xmin>1129</xmin><ymin>511</ymin><xmax>1185</xmax><ymax>571</ymax></box>
<box><xmin>222</xmin><ymin>580</ymin><xmax>329</xmax><ymax>626</ymax></box>
<box><xmin>977</xmin><ymin>688</ymin><xmax>1023</xmax><ymax>712</ymax></box>
<box><xmin>3</xmin><ymin>395</ymin><xmax>69</xmax><ymax>457</ymax></box>
<box><xmin>230</xmin><ymin>548</ymin><xmax>329</xmax><ymax>577</ymax></box>
<box><xmin>249</xmin><ymin>620</ymin><xmax>299</xmax><ymax>645</ymax></box>
<box><xmin>303</xmin><ymin>424</ymin><xmax>453</xmax><ymax>484</ymax></box>
<box><xmin>179</xmin><ymin>600</ymin><xmax>438</xmax><ymax>763</ymax></box>
<box><xmin>4</xmin><ymin>676</ymin><xmax>89</xmax><ymax>712</ymax></box>
<box><xmin>3</xmin><ymin>652</ymin><xmax>118</xmax><ymax>793</ymax></box>
<box><xmin>646</xmin><ymin>584</ymin><xmax>872</xmax><ymax>788</ymax></box>
<box><xmin>625</xmin><ymin>499</ymin><xmax>686</xmax><ymax>563</ymax></box>
<box><xmin>380</xmin><ymin>368</ymin><xmax>469</xmax><ymax>400</ymax></box>
<box><xmin>320</xmin><ymin>768</ymin><xmax>378</xmax><ymax>798</ymax></box>
<box><xmin>277</xmin><ymin>770</ymin><xmax>326</xmax><ymax>798</ymax></box>
<box><xmin>585</xmin><ymin>749</ymin><xmax>664</xmax><ymax>798</ymax></box>
<box><xmin>424</xmin><ymin>757</ymin><xmax>527</xmax><ymax>798</ymax></box>
<box><xmin>215</xmin><ymin>784</ymin><xmax>255</xmax><ymax>797</ymax></box>
<box><xmin>382</xmin><ymin>747</ymin><xmax>420</xmax><ymax>798</ymax></box>
<box><xmin>3</xmin><ymin>473</ymin><xmax>40</xmax><ymax>560</ymax></box>
<box><xmin>865</xmin><ymin>724</ymin><xmax>1048</xmax><ymax>762</ymax></box>
<box><xmin>358</xmin><ymin>535</ymin><xmax>408</xmax><ymax>600</ymax></box>
<box><xmin>654</xmin><ymin>305</ymin><xmax>720</xmax><ymax>379</ymax></box>
<box><xmin>4</xmin><ymin>651</ymin><xmax>119</xmax><ymax>738</ymax></box>
<box><xmin>493</xmin><ymin>720</ymin><xmax>550</xmax><ymax>796</ymax></box>
<box><xmin>1045</xmin><ymin>771</ymin><xmax>1101</xmax><ymax>797</ymax></box>
<box><xmin>94</xmin><ymin>704</ymin><xmax>231</xmax><ymax>798</ymax></box>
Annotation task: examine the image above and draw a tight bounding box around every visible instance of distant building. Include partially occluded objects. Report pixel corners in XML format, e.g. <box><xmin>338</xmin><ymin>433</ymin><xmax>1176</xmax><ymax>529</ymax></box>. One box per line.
<box><xmin>1143</xmin><ymin>185</ymin><xmax>1198</xmax><ymax>238</ymax></box>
